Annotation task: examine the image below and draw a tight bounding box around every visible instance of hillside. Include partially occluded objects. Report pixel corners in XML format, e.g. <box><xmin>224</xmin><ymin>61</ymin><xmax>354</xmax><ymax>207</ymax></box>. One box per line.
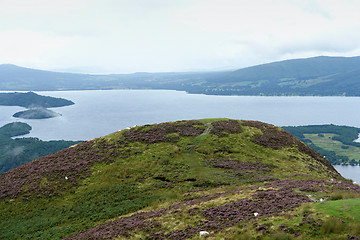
<box><xmin>185</xmin><ymin>56</ymin><xmax>360</xmax><ymax>95</ymax></box>
<box><xmin>0</xmin><ymin>122</ymin><xmax>80</xmax><ymax>175</ymax></box>
<box><xmin>2</xmin><ymin>56</ymin><xmax>360</xmax><ymax>95</ymax></box>
<box><xmin>1</xmin><ymin>119</ymin><xmax>360</xmax><ymax>239</ymax></box>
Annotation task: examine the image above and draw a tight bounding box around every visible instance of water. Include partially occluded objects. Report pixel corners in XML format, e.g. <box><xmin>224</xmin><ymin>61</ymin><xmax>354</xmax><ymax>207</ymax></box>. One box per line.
<box><xmin>355</xmin><ymin>133</ymin><xmax>360</xmax><ymax>143</ymax></box>
<box><xmin>1</xmin><ymin>89</ymin><xmax>360</xmax><ymax>181</ymax></box>
<box><xmin>2</xmin><ymin>90</ymin><xmax>360</xmax><ymax>141</ymax></box>
<box><xmin>334</xmin><ymin>165</ymin><xmax>360</xmax><ymax>183</ymax></box>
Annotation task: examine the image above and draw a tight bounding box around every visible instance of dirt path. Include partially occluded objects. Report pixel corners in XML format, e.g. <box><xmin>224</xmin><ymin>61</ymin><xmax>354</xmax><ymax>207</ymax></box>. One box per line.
<box><xmin>201</xmin><ymin>123</ymin><xmax>213</xmax><ymax>136</ymax></box>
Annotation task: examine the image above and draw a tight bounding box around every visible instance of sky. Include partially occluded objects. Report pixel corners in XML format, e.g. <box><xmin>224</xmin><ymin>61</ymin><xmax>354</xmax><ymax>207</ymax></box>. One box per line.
<box><xmin>1</xmin><ymin>0</ymin><xmax>360</xmax><ymax>74</ymax></box>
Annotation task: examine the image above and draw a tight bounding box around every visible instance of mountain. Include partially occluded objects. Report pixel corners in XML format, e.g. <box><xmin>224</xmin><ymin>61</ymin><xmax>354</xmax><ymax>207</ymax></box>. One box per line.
<box><xmin>231</xmin><ymin>56</ymin><xmax>360</xmax><ymax>80</ymax></box>
<box><xmin>187</xmin><ymin>56</ymin><xmax>360</xmax><ymax>95</ymax></box>
<box><xmin>0</xmin><ymin>64</ymin><xmax>114</xmax><ymax>90</ymax></box>
<box><xmin>1</xmin><ymin>119</ymin><xmax>360</xmax><ymax>239</ymax></box>
<box><xmin>2</xmin><ymin>56</ymin><xmax>360</xmax><ymax>95</ymax></box>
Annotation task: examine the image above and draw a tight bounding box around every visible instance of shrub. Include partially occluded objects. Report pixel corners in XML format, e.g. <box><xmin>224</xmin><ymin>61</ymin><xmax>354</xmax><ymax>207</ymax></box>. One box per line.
<box><xmin>330</xmin><ymin>194</ymin><xmax>343</xmax><ymax>200</ymax></box>
<box><xmin>321</xmin><ymin>217</ymin><xmax>345</xmax><ymax>234</ymax></box>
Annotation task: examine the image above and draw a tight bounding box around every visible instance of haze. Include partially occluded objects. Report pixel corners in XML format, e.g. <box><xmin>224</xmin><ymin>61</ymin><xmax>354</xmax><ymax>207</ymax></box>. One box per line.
<box><xmin>1</xmin><ymin>0</ymin><xmax>360</xmax><ymax>74</ymax></box>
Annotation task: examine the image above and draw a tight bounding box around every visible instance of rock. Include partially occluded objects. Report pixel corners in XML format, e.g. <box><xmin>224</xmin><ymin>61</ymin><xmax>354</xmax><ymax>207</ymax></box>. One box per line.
<box><xmin>199</xmin><ymin>231</ymin><xmax>209</xmax><ymax>237</ymax></box>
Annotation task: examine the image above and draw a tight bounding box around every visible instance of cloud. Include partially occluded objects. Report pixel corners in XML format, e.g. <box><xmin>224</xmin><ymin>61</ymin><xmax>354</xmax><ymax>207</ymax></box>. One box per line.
<box><xmin>0</xmin><ymin>0</ymin><xmax>86</xmax><ymax>14</ymax></box>
<box><xmin>0</xmin><ymin>29</ymin><xmax>77</xmax><ymax>67</ymax></box>
<box><xmin>6</xmin><ymin>146</ymin><xmax>25</xmax><ymax>157</ymax></box>
<box><xmin>0</xmin><ymin>0</ymin><xmax>360</xmax><ymax>73</ymax></box>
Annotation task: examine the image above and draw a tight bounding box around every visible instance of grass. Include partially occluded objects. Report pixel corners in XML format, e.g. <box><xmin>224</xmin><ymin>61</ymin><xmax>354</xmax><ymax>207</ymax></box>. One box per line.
<box><xmin>215</xmin><ymin>197</ymin><xmax>360</xmax><ymax>240</ymax></box>
<box><xmin>0</xmin><ymin>184</ymin><xmax>159</xmax><ymax>240</ymax></box>
<box><xmin>316</xmin><ymin>198</ymin><xmax>360</xmax><ymax>222</ymax></box>
<box><xmin>304</xmin><ymin>133</ymin><xmax>360</xmax><ymax>162</ymax></box>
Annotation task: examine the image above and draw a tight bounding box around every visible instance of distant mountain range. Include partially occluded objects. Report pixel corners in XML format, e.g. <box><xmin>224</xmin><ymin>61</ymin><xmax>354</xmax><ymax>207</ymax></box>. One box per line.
<box><xmin>1</xmin><ymin>56</ymin><xmax>360</xmax><ymax>96</ymax></box>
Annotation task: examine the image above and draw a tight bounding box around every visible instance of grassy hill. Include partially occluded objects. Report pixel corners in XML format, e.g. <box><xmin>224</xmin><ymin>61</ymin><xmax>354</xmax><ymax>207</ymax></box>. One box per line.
<box><xmin>1</xmin><ymin>119</ymin><xmax>360</xmax><ymax>239</ymax></box>
<box><xmin>2</xmin><ymin>56</ymin><xmax>360</xmax><ymax>95</ymax></box>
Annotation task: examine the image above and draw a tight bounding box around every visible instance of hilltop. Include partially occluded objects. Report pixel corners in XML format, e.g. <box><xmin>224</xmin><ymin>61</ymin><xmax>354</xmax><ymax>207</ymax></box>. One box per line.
<box><xmin>1</xmin><ymin>119</ymin><xmax>360</xmax><ymax>239</ymax></box>
<box><xmin>2</xmin><ymin>56</ymin><xmax>360</xmax><ymax>95</ymax></box>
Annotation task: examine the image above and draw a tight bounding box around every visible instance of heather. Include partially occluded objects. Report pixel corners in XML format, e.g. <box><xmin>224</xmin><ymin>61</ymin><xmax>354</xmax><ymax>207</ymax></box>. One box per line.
<box><xmin>1</xmin><ymin>119</ymin><xmax>360</xmax><ymax>240</ymax></box>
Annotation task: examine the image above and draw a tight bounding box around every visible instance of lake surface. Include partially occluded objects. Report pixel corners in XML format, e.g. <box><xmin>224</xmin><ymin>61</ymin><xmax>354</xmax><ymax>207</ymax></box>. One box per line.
<box><xmin>1</xmin><ymin>89</ymin><xmax>360</xmax><ymax>181</ymax></box>
<box><xmin>2</xmin><ymin>90</ymin><xmax>360</xmax><ymax>141</ymax></box>
<box><xmin>334</xmin><ymin>165</ymin><xmax>360</xmax><ymax>184</ymax></box>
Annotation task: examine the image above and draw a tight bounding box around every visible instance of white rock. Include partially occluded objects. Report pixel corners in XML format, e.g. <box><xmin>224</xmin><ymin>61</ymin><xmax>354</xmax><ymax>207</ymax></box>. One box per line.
<box><xmin>199</xmin><ymin>231</ymin><xmax>209</xmax><ymax>237</ymax></box>
<box><xmin>254</xmin><ymin>212</ymin><xmax>259</xmax><ymax>217</ymax></box>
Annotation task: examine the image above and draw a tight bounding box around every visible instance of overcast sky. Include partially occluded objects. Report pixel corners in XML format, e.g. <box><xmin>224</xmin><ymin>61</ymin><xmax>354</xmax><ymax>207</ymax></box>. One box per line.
<box><xmin>1</xmin><ymin>0</ymin><xmax>360</xmax><ymax>73</ymax></box>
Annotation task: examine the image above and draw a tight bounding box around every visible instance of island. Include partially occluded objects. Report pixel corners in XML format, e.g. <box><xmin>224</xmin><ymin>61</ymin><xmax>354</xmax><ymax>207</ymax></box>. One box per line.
<box><xmin>12</xmin><ymin>108</ymin><xmax>61</xmax><ymax>119</ymax></box>
<box><xmin>0</xmin><ymin>91</ymin><xmax>74</xmax><ymax>108</ymax></box>
<box><xmin>0</xmin><ymin>91</ymin><xmax>74</xmax><ymax>119</ymax></box>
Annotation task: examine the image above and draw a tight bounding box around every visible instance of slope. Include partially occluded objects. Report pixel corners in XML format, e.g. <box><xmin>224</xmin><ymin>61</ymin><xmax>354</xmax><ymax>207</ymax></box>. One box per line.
<box><xmin>0</xmin><ymin>122</ymin><xmax>80</xmax><ymax>174</ymax></box>
<box><xmin>229</xmin><ymin>56</ymin><xmax>360</xmax><ymax>81</ymax></box>
<box><xmin>1</xmin><ymin>119</ymin><xmax>359</xmax><ymax>240</ymax></box>
<box><xmin>189</xmin><ymin>56</ymin><xmax>360</xmax><ymax>95</ymax></box>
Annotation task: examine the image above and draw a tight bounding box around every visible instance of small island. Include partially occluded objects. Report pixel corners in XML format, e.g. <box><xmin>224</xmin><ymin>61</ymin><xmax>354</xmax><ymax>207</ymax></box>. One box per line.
<box><xmin>0</xmin><ymin>91</ymin><xmax>74</xmax><ymax>120</ymax></box>
<box><xmin>12</xmin><ymin>108</ymin><xmax>61</xmax><ymax>119</ymax></box>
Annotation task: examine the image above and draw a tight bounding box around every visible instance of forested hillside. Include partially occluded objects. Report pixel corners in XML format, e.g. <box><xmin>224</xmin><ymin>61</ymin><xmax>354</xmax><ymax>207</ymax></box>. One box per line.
<box><xmin>0</xmin><ymin>122</ymin><xmax>80</xmax><ymax>174</ymax></box>
<box><xmin>1</xmin><ymin>56</ymin><xmax>360</xmax><ymax>96</ymax></box>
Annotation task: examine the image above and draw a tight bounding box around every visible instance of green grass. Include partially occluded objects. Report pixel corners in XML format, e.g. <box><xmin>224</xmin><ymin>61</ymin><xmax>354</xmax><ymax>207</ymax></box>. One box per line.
<box><xmin>316</xmin><ymin>198</ymin><xmax>360</xmax><ymax>222</ymax></box>
<box><xmin>0</xmin><ymin>184</ymin><xmax>159</xmax><ymax>240</ymax></box>
<box><xmin>304</xmin><ymin>133</ymin><xmax>360</xmax><ymax>161</ymax></box>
